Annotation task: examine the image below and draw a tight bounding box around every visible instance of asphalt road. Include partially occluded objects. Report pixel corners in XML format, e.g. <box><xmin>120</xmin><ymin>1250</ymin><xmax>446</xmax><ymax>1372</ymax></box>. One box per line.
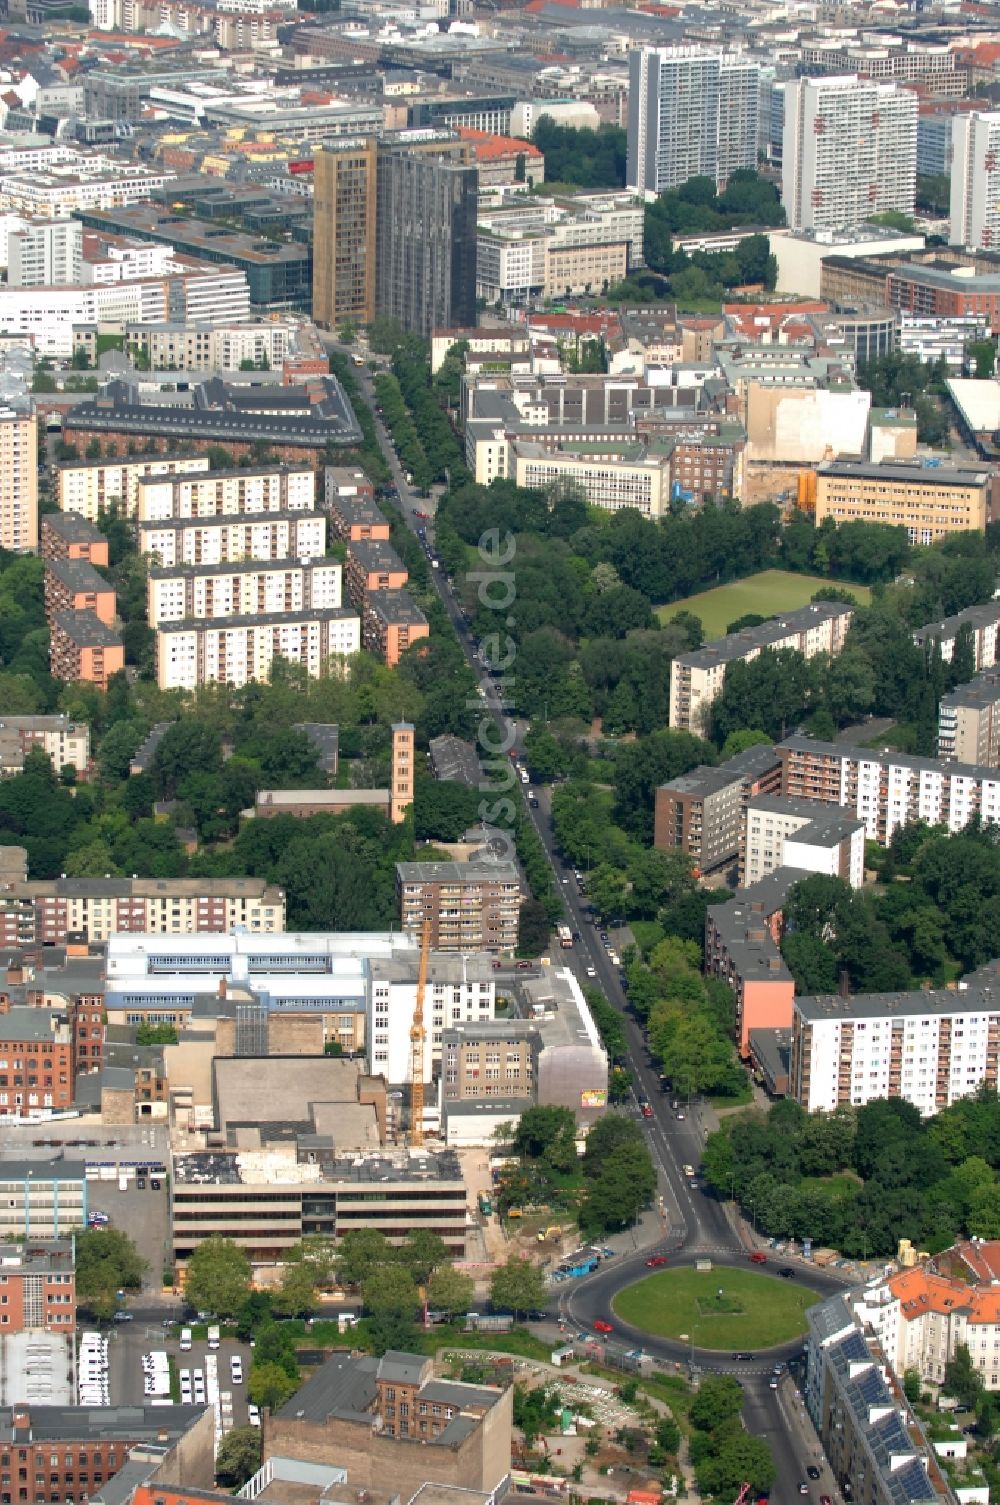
<box><xmin>333</xmin><ymin>344</ymin><xmax>844</xmax><ymax>1504</ymax></box>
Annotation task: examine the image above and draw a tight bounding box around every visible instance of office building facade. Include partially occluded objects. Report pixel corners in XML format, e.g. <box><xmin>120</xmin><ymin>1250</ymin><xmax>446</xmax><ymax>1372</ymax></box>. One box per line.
<box><xmin>375</xmin><ymin>132</ymin><xmax>478</xmax><ymax>338</ymax></box>
<box><xmin>312</xmin><ymin>137</ymin><xmax>377</xmax><ymax>329</ymax></box>
<box><xmin>814</xmin><ymin>459</ymin><xmax>990</xmax><ymax>545</ymax></box>
<box><xmin>782</xmin><ymin>76</ymin><xmax>917</xmax><ymax>231</ymax></box>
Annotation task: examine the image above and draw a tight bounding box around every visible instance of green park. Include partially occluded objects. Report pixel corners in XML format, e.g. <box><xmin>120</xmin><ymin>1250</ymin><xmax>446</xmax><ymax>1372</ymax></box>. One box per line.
<box><xmin>613</xmin><ymin>1266</ymin><xmax>814</xmax><ymax>1350</ymax></box>
<box><xmin>657</xmin><ymin>569</ymin><xmax>872</xmax><ymax>639</ymax></box>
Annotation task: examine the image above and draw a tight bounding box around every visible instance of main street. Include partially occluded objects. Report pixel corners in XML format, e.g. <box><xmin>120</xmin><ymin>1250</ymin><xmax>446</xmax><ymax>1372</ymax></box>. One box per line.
<box><xmin>336</xmin><ymin>344</ymin><xmax>841</xmax><ymax>1504</ymax></box>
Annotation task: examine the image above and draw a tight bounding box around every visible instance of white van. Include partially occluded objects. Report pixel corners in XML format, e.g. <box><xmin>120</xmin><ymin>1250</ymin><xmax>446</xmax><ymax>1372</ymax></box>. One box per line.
<box><xmin>179</xmin><ymin>1327</ymin><xmax>192</xmax><ymax>1351</ymax></box>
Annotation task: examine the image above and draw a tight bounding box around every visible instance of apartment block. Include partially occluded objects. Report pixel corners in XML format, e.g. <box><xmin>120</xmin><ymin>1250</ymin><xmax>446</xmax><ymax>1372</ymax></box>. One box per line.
<box><xmin>312</xmin><ymin>136</ymin><xmax>377</xmax><ymax>329</ymax></box>
<box><xmin>814</xmin><ymin>459</ymin><xmax>991</xmax><ymax>545</ymax></box>
<box><xmin>155</xmin><ymin>607</ymin><xmax>361</xmax><ymax>691</ymax></box>
<box><xmin>0</xmin><ymin>717</ymin><xmax>91</xmax><ymax>780</ymax></box>
<box><xmin>40</xmin><ymin>513</ymin><xmax>109</xmax><ymax>569</ymax></box>
<box><xmin>782</xmin><ymin>76</ymin><xmax>917</xmax><ymax>232</ymax></box>
<box><xmin>49</xmin><ymin>612</ymin><xmax>124</xmax><ymax>691</ymax></box>
<box><xmin>363</xmin><ymin>589</ymin><xmax>429</xmax><ymax>668</ymax></box>
<box><xmin>778</xmin><ymin>733</ymin><xmax>1000</xmax><ymax>842</ymax></box>
<box><xmin>396</xmin><ymin>861</ymin><xmax>523</xmax><ymax>954</ymax></box>
<box><xmin>0</xmin><ymin>1241</ymin><xmax>75</xmax><ymax>1333</ymax></box>
<box><xmin>804</xmin><ymin>1297</ymin><xmax>944</xmax><ymax>1505</ymax></box>
<box><xmin>790</xmin><ymin>974</ymin><xmax>1000</xmax><ymax>1115</ymax></box>
<box><xmin>0</xmin><ymin>1007</ymin><xmax>75</xmax><ymax>1116</ymax></box>
<box><xmin>7</xmin><ymin>218</ymin><xmax>81</xmax><ymax>286</ymax></box>
<box><xmin>345</xmin><ymin>539</ymin><xmax>408</xmax><ymax>606</ymax></box>
<box><xmin>705</xmin><ymin>869</ymin><xmax>799</xmax><ymax>1056</ymax></box>
<box><xmin>326</xmin><ymin>492</ymin><xmax>391</xmax><ymax>543</ymax></box>
<box><xmin>653</xmin><ymin>744</ymin><xmax>782</xmax><ymax>872</ymax></box>
<box><xmin>44</xmin><ymin>559</ymin><xmax>115</xmax><ymax>628</ymax></box>
<box><xmin>139</xmin><ymin>511</ymin><xmax>327</xmax><ymax>570</ymax></box>
<box><xmin>627</xmin><ymin>48</ymin><xmax>759</xmax><ymax>195</ymax></box>
<box><xmin>0</xmin><ymin>875</ymin><xmax>284</xmax><ymax>947</ymax></box>
<box><xmin>56</xmin><ymin>454</ymin><xmax>210</xmax><ymax>523</ymax></box>
<box><xmin>950</xmin><ymin>111</ymin><xmax>1000</xmax><ymax>251</ymax></box>
<box><xmin>913</xmin><ymin>598</ymin><xmax>1000</xmax><ymax>669</ymax></box>
<box><xmin>135</xmin><ymin>465</ymin><xmax>316</xmax><ymax>524</ymax></box>
<box><xmin>937</xmin><ymin>672</ymin><xmax>1000</xmax><ymax>762</ymax></box>
<box><xmin>0</xmin><ymin>402</ymin><xmax>37</xmax><ymax>553</ymax></box>
<box><xmin>669</xmin><ymin>601</ymin><xmax>854</xmax><ymax>733</ymax></box>
<box><xmin>742</xmin><ymin>794</ymin><xmax>865</xmax><ymax>888</ymax></box>
<box><xmin>147</xmin><ymin>558</ymin><xmax>342</xmax><ymax>628</ymax></box>
<box><xmin>856</xmin><ymin>1239</ymin><xmax>1000</xmax><ymax>1393</ymax></box>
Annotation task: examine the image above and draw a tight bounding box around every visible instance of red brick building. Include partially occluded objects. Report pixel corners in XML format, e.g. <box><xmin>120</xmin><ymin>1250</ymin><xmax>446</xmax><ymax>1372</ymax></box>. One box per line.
<box><xmin>0</xmin><ymin>1242</ymin><xmax>75</xmax><ymax>1335</ymax></box>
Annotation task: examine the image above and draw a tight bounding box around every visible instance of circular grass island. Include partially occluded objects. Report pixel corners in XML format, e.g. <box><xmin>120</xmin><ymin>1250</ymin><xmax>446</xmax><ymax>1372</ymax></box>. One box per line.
<box><xmin>612</xmin><ymin>1266</ymin><xmax>814</xmax><ymax>1351</ymax></box>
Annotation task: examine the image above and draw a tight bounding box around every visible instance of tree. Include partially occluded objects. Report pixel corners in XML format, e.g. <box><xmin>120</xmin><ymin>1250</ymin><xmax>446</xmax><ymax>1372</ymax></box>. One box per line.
<box><xmin>153</xmin><ymin>720</ymin><xmax>222</xmax><ymax>798</ymax></box>
<box><xmin>248</xmin><ymin>1361</ymin><xmax>299</xmax><ymax>1411</ymax></box>
<box><xmin>689</xmin><ymin>1375</ymin><xmax>744</xmax><ymax>1432</ymax></box>
<box><xmin>337</xmin><ymin>1228</ymin><xmax>394</xmax><ymax>1288</ymax></box>
<box><xmin>214</xmin><ymin>1427</ymin><xmax>261</xmax><ymax>1487</ymax></box>
<box><xmin>183</xmin><ymin>1236</ymin><xmax>251</xmax><ymax>1318</ymax></box>
<box><xmin>363</xmin><ymin>1264</ymin><xmax>421</xmax><ymax>1355</ymax></box>
<box><xmin>490</xmin><ymin>1255</ymin><xmax>547</xmax><ymax>1317</ymax></box>
<box><xmin>514</xmin><ymin>1105</ymin><xmax>578</xmax><ymax>1172</ymax></box>
<box><xmin>581</xmin><ymin>1138</ymin><xmax>657</xmax><ymax>1236</ymax></box>
<box><xmin>75</xmin><ymin>1229</ymin><xmax>147</xmax><ymax>1318</ymax></box>
<box><xmin>426</xmin><ymin>1264</ymin><xmax>474</xmax><ymax>1319</ymax></box>
<box><xmin>272</xmin><ymin>1261</ymin><xmax>316</xmax><ymax>1319</ymax></box>
<box><xmin>945</xmin><ymin>1344</ymin><xmax>983</xmax><ymax>1408</ymax></box>
<box><xmin>398</xmin><ymin>1228</ymin><xmax>447</xmax><ymax>1285</ymax></box>
<box><xmin>698</xmin><ymin>1433</ymin><xmax>776</xmax><ymax>1497</ymax></box>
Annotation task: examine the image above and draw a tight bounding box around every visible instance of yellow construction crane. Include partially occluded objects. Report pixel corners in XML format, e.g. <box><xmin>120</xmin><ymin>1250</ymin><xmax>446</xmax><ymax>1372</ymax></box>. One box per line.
<box><xmin>410</xmin><ymin>919</ymin><xmax>431</xmax><ymax>1147</ymax></box>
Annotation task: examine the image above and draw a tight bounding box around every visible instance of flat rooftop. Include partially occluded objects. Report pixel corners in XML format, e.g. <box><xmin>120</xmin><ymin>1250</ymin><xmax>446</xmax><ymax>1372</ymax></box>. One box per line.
<box><xmin>676</xmin><ymin>600</ymin><xmax>853</xmax><ymax>673</ymax></box>
<box><xmin>173</xmin><ymin>1148</ymin><xmax>463</xmax><ymax>1188</ymax></box>
<box><xmin>817</xmin><ymin>459</ymin><xmax>989</xmax><ymax>485</ymax></box>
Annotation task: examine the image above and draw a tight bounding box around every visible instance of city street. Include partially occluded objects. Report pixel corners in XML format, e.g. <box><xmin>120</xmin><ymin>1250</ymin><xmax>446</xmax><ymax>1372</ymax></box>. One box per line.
<box><xmin>334</xmin><ymin>342</ymin><xmax>849</xmax><ymax>1505</ymax></box>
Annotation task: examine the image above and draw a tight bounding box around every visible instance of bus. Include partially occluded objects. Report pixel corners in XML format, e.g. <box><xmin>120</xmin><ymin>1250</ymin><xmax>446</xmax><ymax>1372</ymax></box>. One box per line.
<box><xmin>557</xmin><ymin>925</ymin><xmax>573</xmax><ymax>948</ymax></box>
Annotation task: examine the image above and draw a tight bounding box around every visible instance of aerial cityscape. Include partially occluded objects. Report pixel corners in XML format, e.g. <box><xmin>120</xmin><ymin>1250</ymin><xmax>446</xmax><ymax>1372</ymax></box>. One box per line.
<box><xmin>8</xmin><ymin>2</ymin><xmax>1000</xmax><ymax>1505</ymax></box>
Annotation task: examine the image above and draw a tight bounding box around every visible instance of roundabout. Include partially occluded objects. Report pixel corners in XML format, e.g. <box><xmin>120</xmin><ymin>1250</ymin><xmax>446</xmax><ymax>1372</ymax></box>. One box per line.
<box><xmin>611</xmin><ymin>1265</ymin><xmax>815</xmax><ymax>1351</ymax></box>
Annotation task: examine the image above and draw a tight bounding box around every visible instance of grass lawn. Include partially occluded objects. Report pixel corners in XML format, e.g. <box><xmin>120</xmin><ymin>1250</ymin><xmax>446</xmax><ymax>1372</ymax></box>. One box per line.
<box><xmin>657</xmin><ymin>570</ymin><xmax>872</xmax><ymax>639</ymax></box>
<box><xmin>708</xmin><ymin>1081</ymin><xmax>754</xmax><ymax>1110</ymax></box>
<box><xmin>613</xmin><ymin>1266</ymin><xmax>813</xmax><ymax>1350</ymax></box>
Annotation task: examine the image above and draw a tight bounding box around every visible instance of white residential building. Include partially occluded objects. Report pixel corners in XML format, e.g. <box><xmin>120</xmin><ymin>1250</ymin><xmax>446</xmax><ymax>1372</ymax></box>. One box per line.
<box><xmin>791</xmin><ymin>978</ymin><xmax>1000</xmax><ymax>1116</ymax></box>
<box><xmin>0</xmin><ymin>715</ymin><xmax>90</xmax><ymax>778</ymax></box>
<box><xmin>139</xmin><ymin>511</ymin><xmax>327</xmax><ymax>570</ymax></box>
<box><xmin>7</xmin><ymin>220</ymin><xmax>82</xmax><ymax>287</ymax></box>
<box><xmin>741</xmin><ymin>794</ymin><xmax>865</xmax><ymax>887</ymax></box>
<box><xmin>913</xmin><ymin>600</ymin><xmax>1000</xmax><ymax>669</ymax></box>
<box><xmin>58</xmin><ymin>455</ymin><xmax>211</xmax><ymax>523</ymax></box>
<box><xmin>136</xmin><ymin>466</ymin><xmax>316</xmax><ymax>524</ymax></box>
<box><xmin>155</xmin><ymin>608</ymin><xmax>361</xmax><ymax>691</ymax></box>
<box><xmin>781</xmin><ymin>76</ymin><xmax>917</xmax><ymax>231</ymax></box>
<box><xmin>627</xmin><ymin>47</ymin><xmax>760</xmax><ymax>196</ymax></box>
<box><xmin>0</xmin><ymin>153</ymin><xmax>174</xmax><ymax>218</ymax></box>
<box><xmin>669</xmin><ymin>601</ymin><xmax>855</xmax><ymax>732</ymax></box>
<box><xmin>950</xmin><ymin>111</ymin><xmax>1000</xmax><ymax>251</ymax></box>
<box><xmin>147</xmin><ymin>558</ymin><xmax>343</xmax><ymax>627</ymax></box>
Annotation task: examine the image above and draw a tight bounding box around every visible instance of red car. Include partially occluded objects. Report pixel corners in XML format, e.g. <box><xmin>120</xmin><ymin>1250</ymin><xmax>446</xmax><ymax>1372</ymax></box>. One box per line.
<box><xmin>593</xmin><ymin>1319</ymin><xmax>614</xmax><ymax>1334</ymax></box>
<box><xmin>748</xmin><ymin>1251</ymin><xmax>768</xmax><ymax>1264</ymax></box>
<box><xmin>645</xmin><ymin>1255</ymin><xmax>669</xmax><ymax>1268</ymax></box>
<box><xmin>413</xmin><ymin>510</ymin><xmax>429</xmax><ymax>519</ymax></box>
<box><xmin>640</xmin><ymin>1102</ymin><xmax>653</xmax><ymax>1118</ymax></box>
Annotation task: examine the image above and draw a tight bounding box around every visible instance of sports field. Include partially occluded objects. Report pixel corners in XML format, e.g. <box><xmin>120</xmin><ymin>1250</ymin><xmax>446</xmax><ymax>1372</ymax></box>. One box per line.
<box><xmin>657</xmin><ymin>570</ymin><xmax>871</xmax><ymax>640</ymax></box>
<box><xmin>612</xmin><ymin>1266</ymin><xmax>813</xmax><ymax>1350</ymax></box>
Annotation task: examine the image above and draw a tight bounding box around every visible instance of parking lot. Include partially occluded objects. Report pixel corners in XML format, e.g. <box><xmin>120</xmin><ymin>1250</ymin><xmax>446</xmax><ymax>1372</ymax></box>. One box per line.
<box><xmin>109</xmin><ymin>1324</ymin><xmax>256</xmax><ymax>1433</ymax></box>
<box><xmin>87</xmin><ymin>1171</ymin><xmax>170</xmax><ymax>1292</ymax></box>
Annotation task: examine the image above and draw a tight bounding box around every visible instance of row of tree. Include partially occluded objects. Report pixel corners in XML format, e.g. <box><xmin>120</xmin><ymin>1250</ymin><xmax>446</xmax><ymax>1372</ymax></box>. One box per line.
<box><xmin>702</xmin><ymin>1091</ymin><xmax>1000</xmax><ymax>1256</ymax></box>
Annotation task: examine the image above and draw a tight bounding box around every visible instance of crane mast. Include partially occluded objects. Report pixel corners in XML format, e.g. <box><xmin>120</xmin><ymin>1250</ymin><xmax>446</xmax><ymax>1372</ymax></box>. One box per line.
<box><xmin>410</xmin><ymin>919</ymin><xmax>431</xmax><ymax>1147</ymax></box>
